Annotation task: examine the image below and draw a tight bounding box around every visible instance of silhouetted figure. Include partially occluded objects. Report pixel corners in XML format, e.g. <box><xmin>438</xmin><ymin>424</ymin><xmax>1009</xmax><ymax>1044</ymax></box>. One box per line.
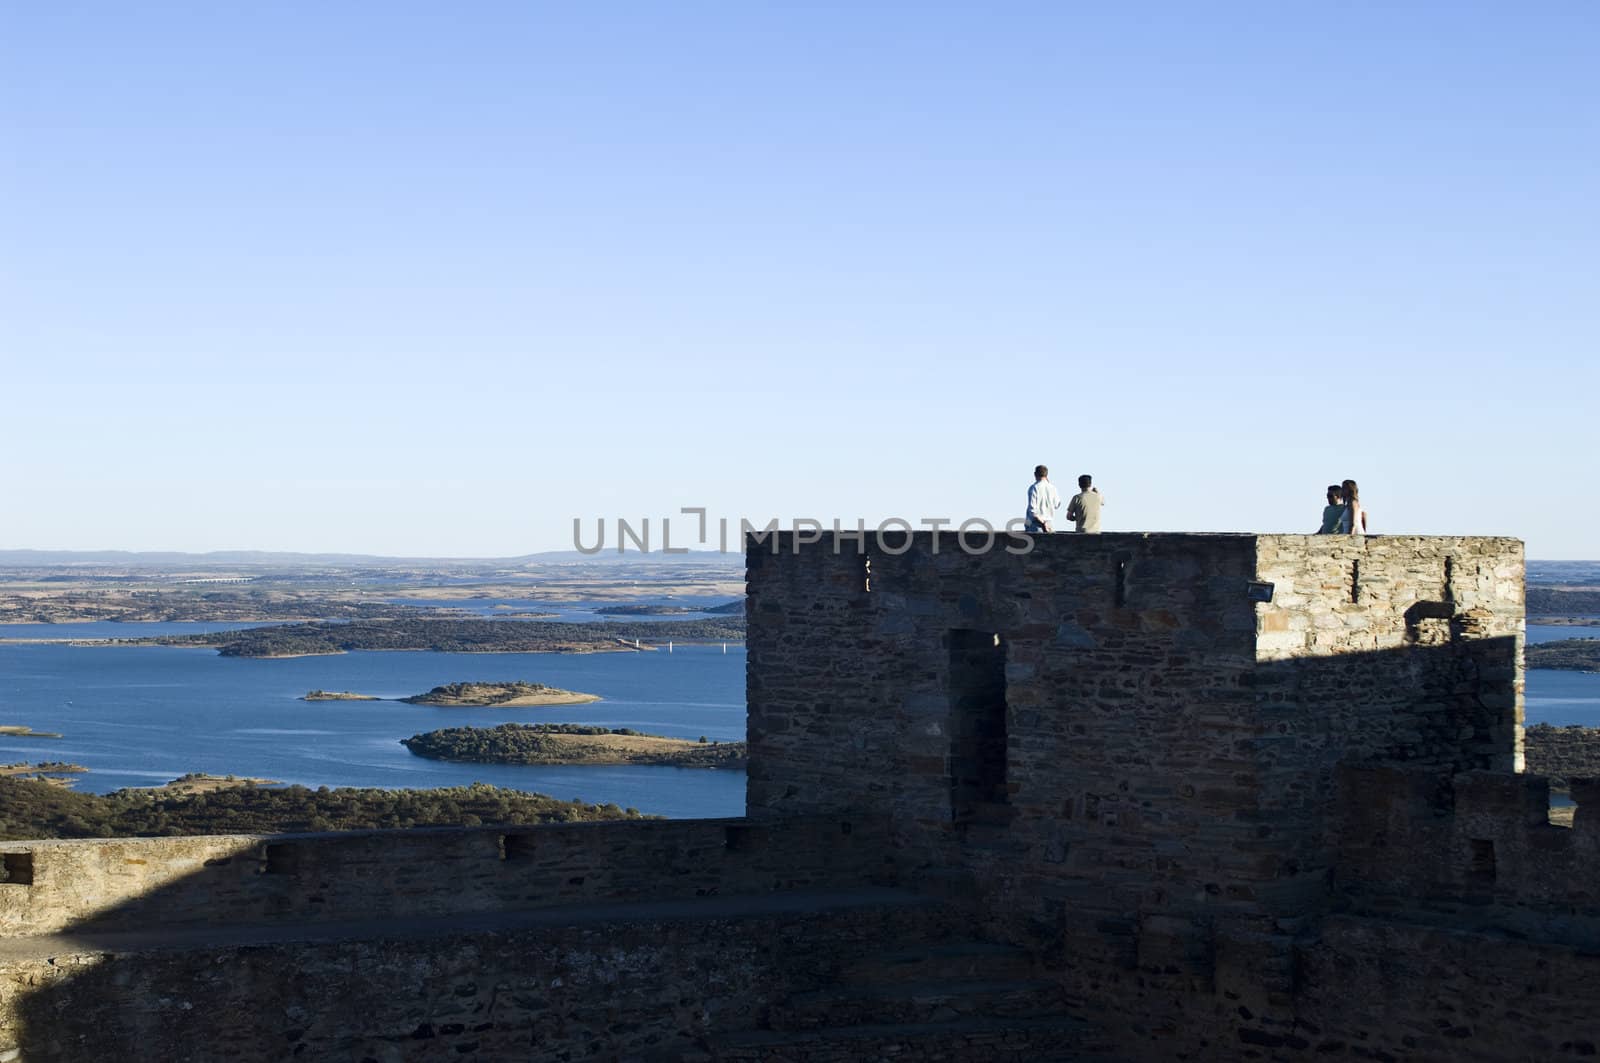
<box><xmin>1318</xmin><ymin>484</ymin><xmax>1344</xmax><ymax>534</ymax></box>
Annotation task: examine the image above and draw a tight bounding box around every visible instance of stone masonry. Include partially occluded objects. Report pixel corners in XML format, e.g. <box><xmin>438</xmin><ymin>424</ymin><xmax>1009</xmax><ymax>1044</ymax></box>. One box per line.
<box><xmin>0</xmin><ymin>531</ymin><xmax>1594</xmax><ymax>1061</ymax></box>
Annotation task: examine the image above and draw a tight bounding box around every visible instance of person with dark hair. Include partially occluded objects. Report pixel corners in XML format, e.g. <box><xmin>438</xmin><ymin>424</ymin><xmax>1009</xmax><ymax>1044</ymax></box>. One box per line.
<box><xmin>1339</xmin><ymin>479</ymin><xmax>1368</xmax><ymax>534</ymax></box>
<box><xmin>1066</xmin><ymin>474</ymin><xmax>1104</xmax><ymax>533</ymax></box>
<box><xmin>1317</xmin><ymin>484</ymin><xmax>1344</xmax><ymax>534</ymax></box>
<box><xmin>1025</xmin><ymin>465</ymin><xmax>1061</xmax><ymax>533</ymax></box>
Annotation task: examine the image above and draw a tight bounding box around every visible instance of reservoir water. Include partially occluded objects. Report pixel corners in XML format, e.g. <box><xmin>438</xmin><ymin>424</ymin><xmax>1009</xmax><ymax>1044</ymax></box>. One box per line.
<box><xmin>0</xmin><ymin>637</ymin><xmax>746</xmax><ymax>818</ymax></box>
<box><xmin>0</xmin><ymin>621</ymin><xmax>1595</xmax><ymax>817</ymax></box>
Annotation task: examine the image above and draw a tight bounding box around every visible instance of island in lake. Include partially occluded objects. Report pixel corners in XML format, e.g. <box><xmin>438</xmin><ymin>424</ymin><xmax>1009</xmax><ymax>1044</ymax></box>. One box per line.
<box><xmin>0</xmin><ymin>762</ymin><xmax>87</xmax><ymax>788</ymax></box>
<box><xmin>301</xmin><ymin>690</ymin><xmax>379</xmax><ymax>701</ymax></box>
<box><xmin>402</xmin><ymin>723</ymin><xmax>746</xmax><ymax>769</ymax></box>
<box><xmin>158</xmin><ymin>772</ymin><xmax>282</xmax><ymax>794</ymax></box>
<box><xmin>400</xmin><ymin>682</ymin><xmax>601</xmax><ymax>707</ymax></box>
<box><xmin>1526</xmin><ymin>587</ymin><xmax>1600</xmax><ymax>622</ymax></box>
<box><xmin>1525</xmin><ymin>638</ymin><xmax>1600</xmax><ymax>673</ymax></box>
<box><xmin>0</xmin><ymin>725</ymin><xmax>62</xmax><ymax>739</ymax></box>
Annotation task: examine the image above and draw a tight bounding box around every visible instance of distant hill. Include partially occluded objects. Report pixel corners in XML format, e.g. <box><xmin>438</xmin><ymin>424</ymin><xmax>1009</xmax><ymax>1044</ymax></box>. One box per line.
<box><xmin>156</xmin><ymin>617</ymin><xmax>746</xmax><ymax>657</ymax></box>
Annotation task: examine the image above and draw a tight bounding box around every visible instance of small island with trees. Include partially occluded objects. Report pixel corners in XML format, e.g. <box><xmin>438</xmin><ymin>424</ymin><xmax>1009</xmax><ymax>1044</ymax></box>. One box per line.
<box><xmin>1527</xmin><ymin>587</ymin><xmax>1600</xmax><ymax>623</ymax></box>
<box><xmin>1525</xmin><ymin>638</ymin><xmax>1600</xmax><ymax>673</ymax></box>
<box><xmin>401</xmin><ymin>723</ymin><xmax>746</xmax><ymax>769</ymax></box>
<box><xmin>401</xmin><ymin>682</ymin><xmax>601</xmax><ymax>707</ymax></box>
<box><xmin>295</xmin><ymin>681</ymin><xmax>602</xmax><ymax>706</ymax></box>
<box><xmin>0</xmin><ymin>762</ymin><xmax>87</xmax><ymax>788</ymax></box>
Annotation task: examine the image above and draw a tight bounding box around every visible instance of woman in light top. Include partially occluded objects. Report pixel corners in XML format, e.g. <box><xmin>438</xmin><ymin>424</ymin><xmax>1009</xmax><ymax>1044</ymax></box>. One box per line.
<box><xmin>1340</xmin><ymin>479</ymin><xmax>1368</xmax><ymax>534</ymax></box>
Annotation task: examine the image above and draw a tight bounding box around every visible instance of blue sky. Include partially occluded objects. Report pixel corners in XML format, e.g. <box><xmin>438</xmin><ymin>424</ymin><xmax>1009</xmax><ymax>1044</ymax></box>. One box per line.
<box><xmin>2</xmin><ymin>3</ymin><xmax>1595</xmax><ymax>557</ymax></box>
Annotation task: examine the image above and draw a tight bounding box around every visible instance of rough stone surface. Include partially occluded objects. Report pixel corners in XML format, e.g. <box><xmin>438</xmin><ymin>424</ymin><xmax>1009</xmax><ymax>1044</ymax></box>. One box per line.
<box><xmin>0</xmin><ymin>816</ymin><xmax>888</xmax><ymax>936</ymax></box>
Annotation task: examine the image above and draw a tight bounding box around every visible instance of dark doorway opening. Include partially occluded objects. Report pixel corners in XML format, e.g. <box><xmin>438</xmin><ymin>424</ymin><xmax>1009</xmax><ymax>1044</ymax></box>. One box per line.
<box><xmin>949</xmin><ymin>629</ymin><xmax>1008</xmax><ymax>822</ymax></box>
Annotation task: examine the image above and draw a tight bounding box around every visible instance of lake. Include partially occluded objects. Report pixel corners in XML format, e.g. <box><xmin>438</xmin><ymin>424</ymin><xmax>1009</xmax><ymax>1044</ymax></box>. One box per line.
<box><xmin>0</xmin><ymin>621</ymin><xmax>1595</xmax><ymax>817</ymax></box>
<box><xmin>0</xmin><ymin>637</ymin><xmax>747</xmax><ymax>818</ymax></box>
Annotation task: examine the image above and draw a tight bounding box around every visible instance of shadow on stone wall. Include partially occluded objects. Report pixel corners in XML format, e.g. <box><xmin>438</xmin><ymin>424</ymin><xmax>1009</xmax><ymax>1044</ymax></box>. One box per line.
<box><xmin>0</xmin><ymin>814</ymin><xmax>897</xmax><ymax>1060</ymax></box>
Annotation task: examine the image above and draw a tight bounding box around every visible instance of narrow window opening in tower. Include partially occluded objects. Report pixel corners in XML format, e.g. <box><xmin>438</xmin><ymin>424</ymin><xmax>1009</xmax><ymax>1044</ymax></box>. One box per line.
<box><xmin>948</xmin><ymin>629</ymin><xmax>1008</xmax><ymax>823</ymax></box>
<box><xmin>1469</xmin><ymin>838</ymin><xmax>1496</xmax><ymax>882</ymax></box>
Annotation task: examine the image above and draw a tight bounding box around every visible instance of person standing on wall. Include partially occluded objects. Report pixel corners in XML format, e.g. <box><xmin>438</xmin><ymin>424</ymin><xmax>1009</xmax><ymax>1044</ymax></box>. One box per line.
<box><xmin>1317</xmin><ymin>484</ymin><xmax>1345</xmax><ymax>534</ymax></box>
<box><xmin>1339</xmin><ymin>479</ymin><xmax>1368</xmax><ymax>534</ymax></box>
<box><xmin>1026</xmin><ymin>465</ymin><xmax>1061</xmax><ymax>533</ymax></box>
<box><xmin>1066</xmin><ymin>474</ymin><xmax>1104</xmax><ymax>533</ymax></box>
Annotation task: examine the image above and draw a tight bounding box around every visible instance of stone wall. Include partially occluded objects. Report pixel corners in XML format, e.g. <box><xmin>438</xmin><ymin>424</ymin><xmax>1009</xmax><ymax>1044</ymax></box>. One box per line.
<box><xmin>1253</xmin><ymin>534</ymin><xmax>1525</xmax><ymax>773</ymax></box>
<box><xmin>1292</xmin><ymin>916</ymin><xmax>1600</xmax><ymax>1062</ymax></box>
<box><xmin>746</xmin><ymin>531</ymin><xmax>1539</xmax><ymax>1060</ymax></box>
<box><xmin>0</xmin><ymin>891</ymin><xmax>959</xmax><ymax>1062</ymax></box>
<box><xmin>746</xmin><ymin>533</ymin><xmax>1524</xmax><ymax>928</ymax></box>
<box><xmin>0</xmin><ymin>815</ymin><xmax>887</xmax><ymax>936</ymax></box>
<box><xmin>1335</xmin><ymin>764</ymin><xmax>1600</xmax><ymax>926</ymax></box>
<box><xmin>746</xmin><ymin>532</ymin><xmax>1263</xmax><ymax>890</ymax></box>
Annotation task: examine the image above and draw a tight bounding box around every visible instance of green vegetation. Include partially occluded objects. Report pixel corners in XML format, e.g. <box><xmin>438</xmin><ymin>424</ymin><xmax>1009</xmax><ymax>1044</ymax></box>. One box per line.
<box><xmin>0</xmin><ymin>762</ymin><xmax>87</xmax><ymax>786</ymax></box>
<box><xmin>302</xmin><ymin>690</ymin><xmax>378</xmax><ymax>701</ymax></box>
<box><xmin>402</xmin><ymin>723</ymin><xmax>747</xmax><ymax>769</ymax></box>
<box><xmin>1527</xmin><ymin>587</ymin><xmax>1600</xmax><ymax>618</ymax></box>
<box><xmin>153</xmin><ymin>617</ymin><xmax>745</xmax><ymax>657</ymax></box>
<box><xmin>0</xmin><ymin>777</ymin><xmax>649</xmax><ymax>840</ymax></box>
<box><xmin>401</xmin><ymin>681</ymin><xmax>599</xmax><ymax>706</ymax></box>
<box><xmin>1525</xmin><ymin>638</ymin><xmax>1600</xmax><ymax>672</ymax></box>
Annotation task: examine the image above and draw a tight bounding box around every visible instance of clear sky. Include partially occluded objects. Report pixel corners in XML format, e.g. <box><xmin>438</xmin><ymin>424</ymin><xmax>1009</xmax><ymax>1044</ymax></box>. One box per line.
<box><xmin>3</xmin><ymin>3</ymin><xmax>1595</xmax><ymax>558</ymax></box>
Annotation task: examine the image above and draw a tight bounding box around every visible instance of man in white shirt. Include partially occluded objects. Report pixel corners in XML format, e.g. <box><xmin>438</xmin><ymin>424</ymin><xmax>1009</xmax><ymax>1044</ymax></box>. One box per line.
<box><xmin>1025</xmin><ymin>465</ymin><xmax>1061</xmax><ymax>533</ymax></box>
<box><xmin>1066</xmin><ymin>474</ymin><xmax>1104</xmax><ymax>533</ymax></box>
